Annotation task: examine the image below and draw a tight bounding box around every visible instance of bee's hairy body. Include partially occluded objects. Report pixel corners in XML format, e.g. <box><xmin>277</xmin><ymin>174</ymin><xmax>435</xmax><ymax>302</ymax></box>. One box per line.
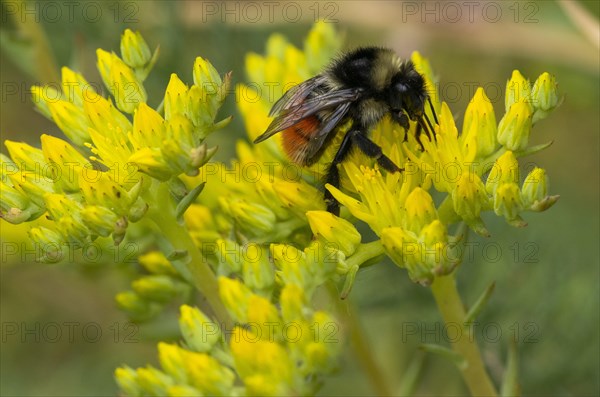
<box><xmin>254</xmin><ymin>47</ymin><xmax>436</xmax><ymax>214</ymax></box>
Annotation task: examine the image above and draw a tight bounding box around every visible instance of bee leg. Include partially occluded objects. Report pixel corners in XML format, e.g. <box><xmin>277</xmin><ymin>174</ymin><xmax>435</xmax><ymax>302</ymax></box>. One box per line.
<box><xmin>324</xmin><ymin>130</ymin><xmax>355</xmax><ymax>215</ymax></box>
<box><xmin>350</xmin><ymin>131</ymin><xmax>403</xmax><ymax>173</ymax></box>
<box><xmin>414</xmin><ymin>122</ymin><xmax>425</xmax><ymax>151</ymax></box>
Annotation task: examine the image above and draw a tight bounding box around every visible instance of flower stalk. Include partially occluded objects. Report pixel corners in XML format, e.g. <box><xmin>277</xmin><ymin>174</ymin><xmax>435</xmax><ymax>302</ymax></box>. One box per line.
<box><xmin>145</xmin><ymin>183</ymin><xmax>233</xmax><ymax>330</ymax></box>
<box><xmin>430</xmin><ymin>274</ymin><xmax>498</xmax><ymax>396</ymax></box>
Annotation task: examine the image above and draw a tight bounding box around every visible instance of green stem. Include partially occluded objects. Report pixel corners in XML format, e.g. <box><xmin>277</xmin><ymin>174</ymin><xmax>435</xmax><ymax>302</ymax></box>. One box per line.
<box><xmin>346</xmin><ymin>240</ymin><xmax>384</xmax><ymax>269</ymax></box>
<box><xmin>147</xmin><ymin>184</ymin><xmax>233</xmax><ymax>330</ymax></box>
<box><xmin>327</xmin><ymin>283</ymin><xmax>393</xmax><ymax>396</ymax></box>
<box><xmin>430</xmin><ymin>274</ymin><xmax>498</xmax><ymax>396</ymax></box>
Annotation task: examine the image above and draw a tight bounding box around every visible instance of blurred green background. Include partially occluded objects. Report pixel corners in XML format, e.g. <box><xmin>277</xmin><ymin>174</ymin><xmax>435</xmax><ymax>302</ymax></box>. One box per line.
<box><xmin>1</xmin><ymin>0</ymin><xmax>598</xmax><ymax>395</ymax></box>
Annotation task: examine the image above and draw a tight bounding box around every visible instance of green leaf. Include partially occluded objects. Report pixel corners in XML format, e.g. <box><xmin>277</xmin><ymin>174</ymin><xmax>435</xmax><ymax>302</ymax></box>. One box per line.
<box><xmin>419</xmin><ymin>344</ymin><xmax>466</xmax><ymax>369</ymax></box>
<box><xmin>175</xmin><ymin>182</ymin><xmax>205</xmax><ymax>222</ymax></box>
<box><xmin>397</xmin><ymin>352</ymin><xmax>426</xmax><ymax>396</ymax></box>
<box><xmin>501</xmin><ymin>338</ymin><xmax>520</xmax><ymax>396</ymax></box>
<box><xmin>514</xmin><ymin>141</ymin><xmax>553</xmax><ymax>157</ymax></box>
<box><xmin>464</xmin><ymin>282</ymin><xmax>496</xmax><ymax>325</ymax></box>
<box><xmin>340</xmin><ymin>264</ymin><xmax>359</xmax><ymax>300</ymax></box>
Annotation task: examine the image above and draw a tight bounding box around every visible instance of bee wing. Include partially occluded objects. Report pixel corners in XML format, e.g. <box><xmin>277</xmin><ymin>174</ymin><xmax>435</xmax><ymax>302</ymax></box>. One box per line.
<box><xmin>269</xmin><ymin>75</ymin><xmax>328</xmax><ymax>117</ymax></box>
<box><xmin>254</xmin><ymin>88</ymin><xmax>361</xmax><ymax>143</ymax></box>
<box><xmin>303</xmin><ymin>101</ymin><xmax>353</xmax><ymax>163</ymax></box>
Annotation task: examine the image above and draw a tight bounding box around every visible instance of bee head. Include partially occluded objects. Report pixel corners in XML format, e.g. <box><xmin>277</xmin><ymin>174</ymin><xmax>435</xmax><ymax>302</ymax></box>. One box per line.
<box><xmin>389</xmin><ymin>62</ymin><xmax>428</xmax><ymax>121</ymax></box>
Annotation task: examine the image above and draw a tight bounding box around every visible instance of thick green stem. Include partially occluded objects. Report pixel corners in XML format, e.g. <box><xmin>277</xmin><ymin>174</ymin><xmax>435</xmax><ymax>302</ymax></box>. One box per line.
<box><xmin>147</xmin><ymin>184</ymin><xmax>233</xmax><ymax>330</ymax></box>
<box><xmin>430</xmin><ymin>274</ymin><xmax>498</xmax><ymax>396</ymax></box>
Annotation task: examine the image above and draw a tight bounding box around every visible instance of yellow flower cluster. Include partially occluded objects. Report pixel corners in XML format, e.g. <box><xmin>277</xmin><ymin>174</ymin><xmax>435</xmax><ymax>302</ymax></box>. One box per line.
<box><xmin>1</xmin><ymin>29</ymin><xmax>229</xmax><ymax>256</ymax></box>
<box><xmin>113</xmin><ymin>23</ymin><xmax>349</xmax><ymax>396</ymax></box>
<box><xmin>1</xmin><ymin>21</ymin><xmax>562</xmax><ymax>397</ymax></box>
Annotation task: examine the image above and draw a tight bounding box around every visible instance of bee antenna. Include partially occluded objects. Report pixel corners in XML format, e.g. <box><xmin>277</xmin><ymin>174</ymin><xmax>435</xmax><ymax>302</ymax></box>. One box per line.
<box><xmin>427</xmin><ymin>97</ymin><xmax>439</xmax><ymax>125</ymax></box>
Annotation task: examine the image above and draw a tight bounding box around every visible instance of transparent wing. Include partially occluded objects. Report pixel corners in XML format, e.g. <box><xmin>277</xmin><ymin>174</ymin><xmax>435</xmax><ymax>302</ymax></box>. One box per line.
<box><xmin>303</xmin><ymin>102</ymin><xmax>352</xmax><ymax>163</ymax></box>
<box><xmin>269</xmin><ymin>75</ymin><xmax>328</xmax><ymax>117</ymax></box>
<box><xmin>254</xmin><ymin>88</ymin><xmax>360</xmax><ymax>143</ymax></box>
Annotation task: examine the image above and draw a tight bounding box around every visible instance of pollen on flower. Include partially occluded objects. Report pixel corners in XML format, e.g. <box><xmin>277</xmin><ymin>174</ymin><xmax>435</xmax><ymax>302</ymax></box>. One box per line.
<box><xmin>360</xmin><ymin>165</ymin><xmax>380</xmax><ymax>181</ymax></box>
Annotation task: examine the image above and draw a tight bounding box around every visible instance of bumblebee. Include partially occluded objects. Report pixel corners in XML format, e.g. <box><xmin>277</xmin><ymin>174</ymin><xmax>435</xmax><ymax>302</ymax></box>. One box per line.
<box><xmin>254</xmin><ymin>47</ymin><xmax>438</xmax><ymax>215</ymax></box>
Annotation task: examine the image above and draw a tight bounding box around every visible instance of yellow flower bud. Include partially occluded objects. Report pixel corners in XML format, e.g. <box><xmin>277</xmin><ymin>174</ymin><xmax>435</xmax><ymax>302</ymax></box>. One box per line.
<box><xmin>381</xmin><ymin>227</ymin><xmax>434</xmax><ymax>285</ymax></box>
<box><xmin>486</xmin><ymin>151</ymin><xmax>519</xmax><ymax>195</ymax></box>
<box><xmin>531</xmin><ymin>72</ymin><xmax>560</xmax><ymax>123</ymax></box>
<box><xmin>132</xmin><ymin>275</ymin><xmax>183</xmax><ymax>303</ymax></box>
<box><xmin>230</xmin><ymin>328</ymin><xmax>294</xmax><ymax>393</ymax></box>
<box><xmin>61</xmin><ymin>66</ymin><xmax>95</xmax><ymax>107</ymax></box>
<box><xmin>28</xmin><ymin>226</ymin><xmax>64</xmax><ymax>253</ymax></box>
<box><xmin>164</xmin><ymin>73</ymin><xmax>189</xmax><ymax>121</ymax></box>
<box><xmin>187</xmin><ymin>85</ymin><xmax>214</xmax><ymax>129</ymax></box>
<box><xmin>381</xmin><ymin>227</ymin><xmax>414</xmax><ymax>270</ymax></box>
<box><xmin>0</xmin><ymin>179</ymin><xmax>44</xmax><ymax>223</ymax></box>
<box><xmin>179</xmin><ymin>304</ymin><xmax>222</xmax><ymax>353</ymax></box>
<box><xmin>48</xmin><ymin>100</ymin><xmax>92</xmax><ymax>146</ymax></box>
<box><xmin>271</xmin><ymin>243</ymin><xmax>308</xmax><ymax>287</ymax></box>
<box><xmin>120</xmin><ymin>29</ymin><xmax>152</xmax><ymax>69</ymax></box>
<box><xmin>138</xmin><ymin>251</ymin><xmax>178</xmax><ymax>275</ymax></box>
<box><xmin>135</xmin><ymin>366</ymin><xmax>174</xmax><ymax>396</ymax></box>
<box><xmin>498</xmin><ymin>101</ymin><xmax>533</xmax><ymax>151</ymax></box>
<box><xmin>280</xmin><ymin>284</ymin><xmax>306</xmax><ymax>322</ymax></box>
<box><xmin>30</xmin><ymin>84</ymin><xmax>61</xmax><ymax>119</ymax></box>
<box><xmin>161</xmin><ymin>114</ymin><xmax>198</xmax><ymax>174</ymax></box>
<box><xmin>4</xmin><ymin>141</ymin><xmax>45</xmax><ymax>172</ymax></box>
<box><xmin>130</xmin><ymin>103</ymin><xmax>166</xmax><ymax>150</ymax></box>
<box><xmin>128</xmin><ymin>148</ymin><xmax>172</xmax><ymax>181</ymax></box>
<box><xmin>167</xmin><ymin>385</ymin><xmax>202</xmax><ymax>397</ymax></box>
<box><xmin>246</xmin><ymin>295</ymin><xmax>282</xmax><ymax>341</ymax></box>
<box><xmin>218</xmin><ymin>277</ymin><xmax>252</xmax><ymax>322</ymax></box>
<box><xmin>242</xmin><ymin>245</ymin><xmax>275</xmax><ymax>292</ymax></box>
<box><xmin>520</xmin><ymin>167</ymin><xmax>560</xmax><ymax>211</ymax></box>
<box><xmin>493</xmin><ymin>183</ymin><xmax>524</xmax><ymax>223</ymax></box>
<box><xmin>505</xmin><ymin>70</ymin><xmax>531</xmax><ymax>112</ymax></box>
<box><xmin>404</xmin><ymin>187</ymin><xmax>438</xmax><ymax>233</ymax></box>
<box><xmin>114</xmin><ymin>366</ymin><xmax>142</xmax><ymax>397</ymax></box>
<box><xmin>80</xmin><ymin>205</ymin><xmax>119</xmax><ymax>237</ymax></box>
<box><xmin>306</xmin><ymin>210</ymin><xmax>361</xmax><ymax>256</ymax></box>
<box><xmin>462</xmin><ymin>87</ymin><xmax>497</xmax><ymax>158</ymax></box>
<box><xmin>97</xmin><ymin>49</ymin><xmax>147</xmax><ymax>114</ymax></box>
<box><xmin>229</xmin><ymin>200</ymin><xmax>276</xmax><ymax>234</ymax></box>
<box><xmin>452</xmin><ymin>172</ymin><xmax>490</xmax><ymax>235</ymax></box>
<box><xmin>115</xmin><ymin>291</ymin><xmax>160</xmax><ymax>321</ymax></box>
<box><xmin>420</xmin><ymin>220</ymin><xmax>456</xmax><ymax>277</ymax></box>
<box><xmin>521</xmin><ymin>167</ymin><xmax>547</xmax><ymax>207</ymax></box>
<box><xmin>214</xmin><ymin>239</ymin><xmax>243</xmax><ymax>273</ymax></box>
<box><xmin>193</xmin><ymin>57</ymin><xmax>223</xmax><ymax>92</ymax></box>
<box><xmin>157</xmin><ymin>343</ymin><xmax>188</xmax><ymax>384</ymax></box>
<box><xmin>185</xmin><ymin>352</ymin><xmax>236</xmax><ymax>395</ymax></box>
<box><xmin>40</xmin><ymin>134</ymin><xmax>88</xmax><ymax>192</ymax></box>
<box><xmin>8</xmin><ymin>174</ymin><xmax>54</xmax><ymax>207</ymax></box>
<box><xmin>78</xmin><ymin>171</ymin><xmax>133</xmax><ymax>215</ymax></box>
